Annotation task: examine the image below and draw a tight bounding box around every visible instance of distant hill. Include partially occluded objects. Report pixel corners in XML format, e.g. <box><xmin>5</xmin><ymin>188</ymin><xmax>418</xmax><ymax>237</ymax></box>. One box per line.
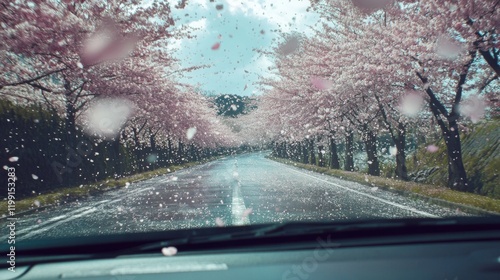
<box><xmin>211</xmin><ymin>94</ymin><xmax>256</xmax><ymax>117</ymax></box>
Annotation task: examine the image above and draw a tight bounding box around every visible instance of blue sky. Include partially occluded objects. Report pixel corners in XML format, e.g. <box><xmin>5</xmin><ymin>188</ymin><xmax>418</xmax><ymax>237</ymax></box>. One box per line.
<box><xmin>161</xmin><ymin>0</ymin><xmax>320</xmax><ymax>96</ymax></box>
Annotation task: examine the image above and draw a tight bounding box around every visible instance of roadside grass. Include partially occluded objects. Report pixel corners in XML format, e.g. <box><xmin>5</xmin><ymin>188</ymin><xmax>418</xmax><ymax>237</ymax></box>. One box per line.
<box><xmin>1</xmin><ymin>157</ymin><xmax>221</xmax><ymax>216</ymax></box>
<box><xmin>269</xmin><ymin>156</ymin><xmax>500</xmax><ymax>214</ymax></box>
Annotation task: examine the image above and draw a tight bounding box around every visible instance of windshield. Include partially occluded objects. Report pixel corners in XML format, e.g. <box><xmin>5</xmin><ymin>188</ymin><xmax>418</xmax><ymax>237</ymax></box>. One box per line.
<box><xmin>1</xmin><ymin>0</ymin><xmax>499</xmax><ymax>243</ymax></box>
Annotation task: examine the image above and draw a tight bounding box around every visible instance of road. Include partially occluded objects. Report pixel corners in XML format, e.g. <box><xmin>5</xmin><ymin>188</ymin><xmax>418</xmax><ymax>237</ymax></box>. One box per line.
<box><xmin>3</xmin><ymin>152</ymin><xmax>465</xmax><ymax>240</ymax></box>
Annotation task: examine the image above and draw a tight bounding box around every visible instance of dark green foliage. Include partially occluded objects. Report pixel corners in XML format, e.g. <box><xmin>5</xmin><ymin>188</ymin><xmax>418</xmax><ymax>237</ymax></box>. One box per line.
<box><xmin>214</xmin><ymin>94</ymin><xmax>245</xmax><ymax>117</ymax></box>
<box><xmin>0</xmin><ymin>100</ymin><xmax>225</xmax><ymax>199</ymax></box>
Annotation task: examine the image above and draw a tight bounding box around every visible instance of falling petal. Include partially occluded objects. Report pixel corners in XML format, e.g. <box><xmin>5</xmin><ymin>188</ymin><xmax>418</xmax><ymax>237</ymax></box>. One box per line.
<box><xmin>436</xmin><ymin>35</ymin><xmax>463</xmax><ymax>60</ymax></box>
<box><xmin>459</xmin><ymin>95</ymin><xmax>486</xmax><ymax>123</ymax></box>
<box><xmin>82</xmin><ymin>98</ymin><xmax>135</xmax><ymax>140</ymax></box>
<box><xmin>161</xmin><ymin>246</ymin><xmax>178</xmax><ymax>256</ymax></box>
<box><xmin>399</xmin><ymin>91</ymin><xmax>424</xmax><ymax>117</ymax></box>
<box><xmin>426</xmin><ymin>145</ymin><xmax>439</xmax><ymax>153</ymax></box>
<box><xmin>211</xmin><ymin>42</ymin><xmax>221</xmax><ymax>50</ymax></box>
<box><xmin>215</xmin><ymin>217</ymin><xmax>225</xmax><ymax>227</ymax></box>
<box><xmin>389</xmin><ymin>146</ymin><xmax>397</xmax><ymax>156</ymax></box>
<box><xmin>310</xmin><ymin>76</ymin><xmax>333</xmax><ymax>91</ymax></box>
<box><xmin>34</xmin><ymin>200</ymin><xmax>41</xmax><ymax>207</ymax></box>
<box><xmin>186</xmin><ymin>127</ymin><xmax>197</xmax><ymax>140</ymax></box>
<box><xmin>80</xmin><ymin>25</ymin><xmax>137</xmax><ymax>66</ymax></box>
<box><xmin>147</xmin><ymin>154</ymin><xmax>158</xmax><ymax>163</ymax></box>
<box><xmin>242</xmin><ymin>208</ymin><xmax>253</xmax><ymax>218</ymax></box>
<box><xmin>8</xmin><ymin>157</ymin><xmax>19</xmax><ymax>162</ymax></box>
<box><xmin>32</xmin><ymin>174</ymin><xmax>39</xmax><ymax>180</ymax></box>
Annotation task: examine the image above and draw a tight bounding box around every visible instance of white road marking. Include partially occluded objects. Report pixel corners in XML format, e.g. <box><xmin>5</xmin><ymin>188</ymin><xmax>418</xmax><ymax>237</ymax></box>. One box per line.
<box><xmin>16</xmin><ymin>214</ymin><xmax>67</xmax><ymax>235</ymax></box>
<box><xmin>231</xmin><ymin>164</ymin><xmax>250</xmax><ymax>225</ymax></box>
<box><xmin>283</xmin><ymin>166</ymin><xmax>439</xmax><ymax>218</ymax></box>
<box><xmin>20</xmin><ymin>207</ymin><xmax>98</xmax><ymax>240</ymax></box>
<box><xmin>231</xmin><ymin>182</ymin><xmax>250</xmax><ymax>225</ymax></box>
<box><xmin>16</xmin><ymin>205</ymin><xmax>97</xmax><ymax>235</ymax></box>
<box><xmin>18</xmin><ymin>186</ymin><xmax>158</xmax><ymax>239</ymax></box>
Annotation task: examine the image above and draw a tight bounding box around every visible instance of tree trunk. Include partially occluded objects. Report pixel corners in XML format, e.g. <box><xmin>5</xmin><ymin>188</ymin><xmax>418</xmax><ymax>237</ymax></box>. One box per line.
<box><xmin>167</xmin><ymin>137</ymin><xmax>173</xmax><ymax>164</ymax></box>
<box><xmin>364</xmin><ymin>129</ymin><xmax>380</xmax><ymax>176</ymax></box>
<box><xmin>177</xmin><ymin>139</ymin><xmax>184</xmax><ymax>163</ymax></box>
<box><xmin>444</xmin><ymin>121</ymin><xmax>469</xmax><ymax>191</ymax></box>
<box><xmin>344</xmin><ymin>131</ymin><xmax>354</xmax><ymax>171</ymax></box>
<box><xmin>318</xmin><ymin>145</ymin><xmax>325</xmax><ymax>167</ymax></box>
<box><xmin>150</xmin><ymin>134</ymin><xmax>156</xmax><ymax>151</ymax></box>
<box><xmin>309</xmin><ymin>139</ymin><xmax>316</xmax><ymax>165</ymax></box>
<box><xmin>426</xmin><ymin>87</ymin><xmax>469</xmax><ymax>191</ymax></box>
<box><xmin>417</xmin><ymin>54</ymin><xmax>474</xmax><ymax>192</ymax></box>
<box><xmin>65</xmin><ymin>97</ymin><xmax>77</xmax><ymax>145</ymax></box>
<box><xmin>394</xmin><ymin>123</ymin><xmax>408</xmax><ymax>180</ymax></box>
<box><xmin>111</xmin><ymin>137</ymin><xmax>121</xmax><ymax>175</ymax></box>
<box><xmin>302</xmin><ymin>141</ymin><xmax>309</xmax><ymax>164</ymax></box>
<box><xmin>329</xmin><ymin>137</ymin><xmax>340</xmax><ymax>169</ymax></box>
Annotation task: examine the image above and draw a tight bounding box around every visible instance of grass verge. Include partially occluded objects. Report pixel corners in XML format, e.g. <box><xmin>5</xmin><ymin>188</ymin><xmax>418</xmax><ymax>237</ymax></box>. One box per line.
<box><xmin>269</xmin><ymin>156</ymin><xmax>500</xmax><ymax>214</ymax></box>
<box><xmin>1</xmin><ymin>157</ymin><xmax>222</xmax><ymax>217</ymax></box>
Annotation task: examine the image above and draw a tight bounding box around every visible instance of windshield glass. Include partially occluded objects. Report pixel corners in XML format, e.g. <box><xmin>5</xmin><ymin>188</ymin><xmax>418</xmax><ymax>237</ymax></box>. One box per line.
<box><xmin>1</xmin><ymin>0</ymin><xmax>499</xmax><ymax>242</ymax></box>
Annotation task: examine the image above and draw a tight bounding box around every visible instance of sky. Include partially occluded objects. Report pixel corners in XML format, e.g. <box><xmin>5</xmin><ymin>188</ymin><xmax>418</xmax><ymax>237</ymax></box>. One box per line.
<box><xmin>161</xmin><ymin>0</ymin><xmax>321</xmax><ymax>96</ymax></box>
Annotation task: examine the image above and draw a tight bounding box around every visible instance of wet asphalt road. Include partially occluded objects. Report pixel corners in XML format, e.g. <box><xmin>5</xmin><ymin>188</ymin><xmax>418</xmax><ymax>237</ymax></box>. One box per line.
<box><xmin>3</xmin><ymin>152</ymin><xmax>466</xmax><ymax>240</ymax></box>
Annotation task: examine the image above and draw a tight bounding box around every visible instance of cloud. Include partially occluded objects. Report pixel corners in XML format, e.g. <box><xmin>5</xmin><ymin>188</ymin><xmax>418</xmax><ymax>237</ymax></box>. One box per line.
<box><xmin>225</xmin><ymin>0</ymin><xmax>318</xmax><ymax>33</ymax></box>
<box><xmin>165</xmin><ymin>0</ymin><xmax>319</xmax><ymax>96</ymax></box>
<box><xmin>188</xmin><ymin>18</ymin><xmax>208</xmax><ymax>30</ymax></box>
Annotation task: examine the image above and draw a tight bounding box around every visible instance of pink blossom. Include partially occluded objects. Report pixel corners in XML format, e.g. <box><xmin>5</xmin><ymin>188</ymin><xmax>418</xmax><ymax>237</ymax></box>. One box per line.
<box><xmin>435</xmin><ymin>35</ymin><xmax>464</xmax><ymax>60</ymax></box>
<box><xmin>310</xmin><ymin>76</ymin><xmax>333</xmax><ymax>90</ymax></box>
<box><xmin>161</xmin><ymin>246</ymin><xmax>178</xmax><ymax>256</ymax></box>
<box><xmin>399</xmin><ymin>91</ymin><xmax>424</xmax><ymax>117</ymax></box>
<box><xmin>426</xmin><ymin>145</ymin><xmax>439</xmax><ymax>153</ymax></box>
<box><xmin>242</xmin><ymin>208</ymin><xmax>253</xmax><ymax>218</ymax></box>
<box><xmin>215</xmin><ymin>217</ymin><xmax>225</xmax><ymax>227</ymax></box>
<box><xmin>459</xmin><ymin>95</ymin><xmax>486</xmax><ymax>123</ymax></box>
<box><xmin>211</xmin><ymin>42</ymin><xmax>221</xmax><ymax>50</ymax></box>
<box><xmin>8</xmin><ymin>156</ymin><xmax>18</xmax><ymax>162</ymax></box>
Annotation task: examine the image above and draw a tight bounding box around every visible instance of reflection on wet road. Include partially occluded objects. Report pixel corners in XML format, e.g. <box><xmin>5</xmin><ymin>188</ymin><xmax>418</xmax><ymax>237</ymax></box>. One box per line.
<box><xmin>4</xmin><ymin>152</ymin><xmax>466</xmax><ymax>240</ymax></box>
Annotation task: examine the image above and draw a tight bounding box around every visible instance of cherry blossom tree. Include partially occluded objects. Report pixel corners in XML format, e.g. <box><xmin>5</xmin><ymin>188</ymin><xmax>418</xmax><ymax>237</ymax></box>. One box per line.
<box><xmin>0</xmin><ymin>0</ymin><xmax>182</xmax><ymax>144</ymax></box>
<box><xmin>304</xmin><ymin>0</ymin><xmax>498</xmax><ymax>190</ymax></box>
